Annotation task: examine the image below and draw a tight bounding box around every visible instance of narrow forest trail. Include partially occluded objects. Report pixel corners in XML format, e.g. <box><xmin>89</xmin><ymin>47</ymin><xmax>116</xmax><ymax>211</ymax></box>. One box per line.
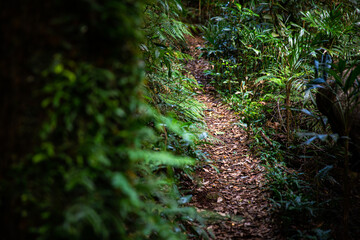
<box><xmin>185</xmin><ymin>36</ymin><xmax>281</xmax><ymax>239</ymax></box>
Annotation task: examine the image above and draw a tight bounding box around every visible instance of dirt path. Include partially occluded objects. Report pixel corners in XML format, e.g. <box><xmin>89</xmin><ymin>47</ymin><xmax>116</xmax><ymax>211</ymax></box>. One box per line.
<box><xmin>185</xmin><ymin>36</ymin><xmax>280</xmax><ymax>239</ymax></box>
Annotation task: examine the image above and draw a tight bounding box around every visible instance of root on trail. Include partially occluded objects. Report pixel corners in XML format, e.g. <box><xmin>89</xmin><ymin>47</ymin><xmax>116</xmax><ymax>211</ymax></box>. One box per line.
<box><xmin>185</xmin><ymin>36</ymin><xmax>281</xmax><ymax>239</ymax></box>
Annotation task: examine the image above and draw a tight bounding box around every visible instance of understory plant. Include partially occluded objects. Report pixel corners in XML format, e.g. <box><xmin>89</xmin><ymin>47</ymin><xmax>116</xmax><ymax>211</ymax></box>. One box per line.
<box><xmin>201</xmin><ymin>1</ymin><xmax>360</xmax><ymax>239</ymax></box>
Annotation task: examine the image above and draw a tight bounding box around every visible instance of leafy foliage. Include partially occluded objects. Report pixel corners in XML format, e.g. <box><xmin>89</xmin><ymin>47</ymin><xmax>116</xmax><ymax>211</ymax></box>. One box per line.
<box><xmin>201</xmin><ymin>0</ymin><xmax>360</xmax><ymax>238</ymax></box>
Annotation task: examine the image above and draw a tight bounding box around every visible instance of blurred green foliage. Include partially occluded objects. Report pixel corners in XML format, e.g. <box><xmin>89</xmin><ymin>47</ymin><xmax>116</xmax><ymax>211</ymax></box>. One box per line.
<box><xmin>0</xmin><ymin>0</ymin><xmax>209</xmax><ymax>239</ymax></box>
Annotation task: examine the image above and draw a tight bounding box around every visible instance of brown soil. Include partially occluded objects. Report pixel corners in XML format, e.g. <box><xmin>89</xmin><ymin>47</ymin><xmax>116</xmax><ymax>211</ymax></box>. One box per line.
<box><xmin>184</xmin><ymin>35</ymin><xmax>282</xmax><ymax>239</ymax></box>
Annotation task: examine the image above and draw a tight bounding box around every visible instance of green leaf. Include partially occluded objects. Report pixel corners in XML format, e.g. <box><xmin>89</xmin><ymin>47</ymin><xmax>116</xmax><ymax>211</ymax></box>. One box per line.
<box><xmin>328</xmin><ymin>69</ymin><xmax>343</xmax><ymax>88</ymax></box>
<box><xmin>63</xmin><ymin>70</ymin><xmax>76</xmax><ymax>82</ymax></box>
<box><xmin>112</xmin><ymin>173</ymin><xmax>140</xmax><ymax>206</ymax></box>
<box><xmin>65</xmin><ymin>170</ymin><xmax>95</xmax><ymax>192</ymax></box>
<box><xmin>337</xmin><ymin>59</ymin><xmax>346</xmax><ymax>73</ymax></box>
<box><xmin>65</xmin><ymin>204</ymin><xmax>107</xmax><ymax>237</ymax></box>
<box><xmin>54</xmin><ymin>63</ymin><xmax>64</xmax><ymax>74</ymax></box>
<box><xmin>115</xmin><ymin>108</ymin><xmax>126</xmax><ymax>117</ymax></box>
<box><xmin>129</xmin><ymin>150</ymin><xmax>194</xmax><ymax>167</ymax></box>
<box><xmin>234</xmin><ymin>3</ymin><xmax>242</xmax><ymax>11</ymax></box>
<box><xmin>102</xmin><ymin>69</ymin><xmax>116</xmax><ymax>81</ymax></box>
<box><xmin>32</xmin><ymin>153</ymin><xmax>47</xmax><ymax>164</ymax></box>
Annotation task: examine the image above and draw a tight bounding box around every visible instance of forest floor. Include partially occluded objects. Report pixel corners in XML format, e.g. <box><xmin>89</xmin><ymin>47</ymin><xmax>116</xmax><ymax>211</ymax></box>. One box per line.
<box><xmin>184</xmin><ymin>36</ymin><xmax>282</xmax><ymax>239</ymax></box>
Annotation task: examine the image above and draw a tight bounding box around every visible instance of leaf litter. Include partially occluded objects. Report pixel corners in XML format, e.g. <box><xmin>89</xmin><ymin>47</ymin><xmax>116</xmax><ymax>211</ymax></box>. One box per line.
<box><xmin>183</xmin><ymin>35</ymin><xmax>282</xmax><ymax>239</ymax></box>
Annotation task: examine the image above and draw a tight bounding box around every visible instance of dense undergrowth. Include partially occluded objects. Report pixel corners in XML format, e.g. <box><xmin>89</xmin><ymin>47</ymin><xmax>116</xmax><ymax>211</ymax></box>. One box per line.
<box><xmin>200</xmin><ymin>1</ymin><xmax>360</xmax><ymax>239</ymax></box>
